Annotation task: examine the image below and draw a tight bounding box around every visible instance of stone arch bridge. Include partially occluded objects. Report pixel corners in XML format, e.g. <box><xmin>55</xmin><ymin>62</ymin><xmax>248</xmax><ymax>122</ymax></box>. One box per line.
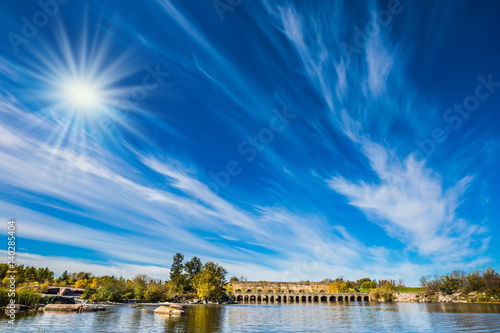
<box><xmin>231</xmin><ymin>291</ymin><xmax>371</xmax><ymax>303</ymax></box>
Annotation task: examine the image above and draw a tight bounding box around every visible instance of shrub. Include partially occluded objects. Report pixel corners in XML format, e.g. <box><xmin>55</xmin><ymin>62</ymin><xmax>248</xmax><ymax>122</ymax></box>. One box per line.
<box><xmin>361</xmin><ymin>281</ymin><xmax>376</xmax><ymax>290</ymax></box>
<box><xmin>369</xmin><ymin>288</ymin><xmax>393</xmax><ymax>302</ymax></box>
<box><xmin>0</xmin><ymin>288</ymin><xmax>9</xmax><ymax>307</ymax></box>
<box><xmin>439</xmin><ymin>275</ymin><xmax>461</xmax><ymax>295</ymax></box>
<box><xmin>81</xmin><ymin>286</ymin><xmax>95</xmax><ymax>299</ymax></box>
<box><xmin>17</xmin><ymin>289</ymin><xmax>41</xmax><ymax>307</ymax></box>
<box><xmin>75</xmin><ymin>279</ymin><xmax>88</xmax><ymax>289</ymax></box>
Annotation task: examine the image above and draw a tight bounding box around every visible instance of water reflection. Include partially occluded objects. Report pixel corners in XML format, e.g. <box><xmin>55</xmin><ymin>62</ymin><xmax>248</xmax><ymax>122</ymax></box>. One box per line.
<box><xmin>1</xmin><ymin>302</ymin><xmax>499</xmax><ymax>332</ymax></box>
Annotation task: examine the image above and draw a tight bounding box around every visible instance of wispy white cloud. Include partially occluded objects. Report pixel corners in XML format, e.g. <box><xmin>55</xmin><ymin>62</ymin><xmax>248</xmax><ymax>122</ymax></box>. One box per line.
<box><xmin>327</xmin><ymin>140</ymin><xmax>488</xmax><ymax>262</ymax></box>
<box><xmin>264</xmin><ymin>0</ymin><xmax>489</xmax><ymax>271</ymax></box>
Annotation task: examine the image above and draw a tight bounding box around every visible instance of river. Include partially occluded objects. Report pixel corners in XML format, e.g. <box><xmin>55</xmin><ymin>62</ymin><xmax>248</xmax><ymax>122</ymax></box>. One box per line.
<box><xmin>1</xmin><ymin>302</ymin><xmax>500</xmax><ymax>332</ymax></box>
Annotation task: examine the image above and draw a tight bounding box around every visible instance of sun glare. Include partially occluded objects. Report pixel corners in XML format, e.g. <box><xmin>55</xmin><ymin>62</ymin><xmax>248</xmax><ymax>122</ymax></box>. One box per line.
<box><xmin>62</xmin><ymin>80</ymin><xmax>102</xmax><ymax>112</ymax></box>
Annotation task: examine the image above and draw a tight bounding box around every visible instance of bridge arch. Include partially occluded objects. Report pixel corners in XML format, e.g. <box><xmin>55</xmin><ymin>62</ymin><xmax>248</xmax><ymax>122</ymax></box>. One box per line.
<box><xmin>364</xmin><ymin>296</ymin><xmax>369</xmax><ymax>301</ymax></box>
<box><xmin>338</xmin><ymin>296</ymin><xmax>343</xmax><ymax>301</ymax></box>
<box><xmin>320</xmin><ymin>296</ymin><xmax>328</xmax><ymax>302</ymax></box>
<box><xmin>357</xmin><ymin>296</ymin><xmax>362</xmax><ymax>301</ymax></box>
<box><xmin>329</xmin><ymin>296</ymin><xmax>336</xmax><ymax>302</ymax></box>
<box><xmin>350</xmin><ymin>296</ymin><xmax>355</xmax><ymax>301</ymax></box>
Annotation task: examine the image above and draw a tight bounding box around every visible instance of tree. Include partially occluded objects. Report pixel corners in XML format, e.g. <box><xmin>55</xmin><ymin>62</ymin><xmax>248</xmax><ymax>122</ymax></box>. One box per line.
<box><xmin>420</xmin><ymin>275</ymin><xmax>440</xmax><ymax>294</ymax></box>
<box><xmin>133</xmin><ymin>274</ymin><xmax>148</xmax><ymax>299</ymax></box>
<box><xmin>170</xmin><ymin>253</ymin><xmax>184</xmax><ymax>280</ymax></box>
<box><xmin>184</xmin><ymin>257</ymin><xmax>202</xmax><ymax>280</ymax></box>
<box><xmin>144</xmin><ymin>283</ymin><xmax>164</xmax><ymax>302</ymax></box>
<box><xmin>90</xmin><ymin>277</ymin><xmax>99</xmax><ymax>289</ymax></box>
<box><xmin>328</xmin><ymin>281</ymin><xmax>341</xmax><ymax>293</ymax></box>
<box><xmin>464</xmin><ymin>271</ymin><xmax>484</xmax><ymax>293</ymax></box>
<box><xmin>35</xmin><ymin>267</ymin><xmax>54</xmax><ymax>283</ymax></box>
<box><xmin>24</xmin><ymin>267</ymin><xmax>36</xmax><ymax>281</ymax></box>
<box><xmin>58</xmin><ymin>270</ymin><xmax>69</xmax><ymax>284</ymax></box>
<box><xmin>439</xmin><ymin>275</ymin><xmax>461</xmax><ymax>295</ymax></box>
<box><xmin>97</xmin><ymin>276</ymin><xmax>125</xmax><ymax>301</ymax></box>
<box><xmin>75</xmin><ymin>279</ymin><xmax>89</xmax><ymax>289</ymax></box>
<box><xmin>344</xmin><ymin>280</ymin><xmax>356</xmax><ymax>290</ymax></box>
<box><xmin>339</xmin><ymin>282</ymin><xmax>350</xmax><ymax>292</ymax></box>
<box><xmin>361</xmin><ymin>281</ymin><xmax>376</xmax><ymax>290</ymax></box>
<box><xmin>356</xmin><ymin>278</ymin><xmax>372</xmax><ymax>288</ymax></box>
<box><xmin>230</xmin><ymin>276</ymin><xmax>239</xmax><ymax>282</ymax></box>
<box><xmin>193</xmin><ymin>262</ymin><xmax>227</xmax><ymax>300</ymax></box>
<box><xmin>482</xmin><ymin>267</ymin><xmax>500</xmax><ymax>295</ymax></box>
<box><xmin>328</xmin><ymin>281</ymin><xmax>349</xmax><ymax>292</ymax></box>
<box><xmin>170</xmin><ymin>273</ymin><xmax>190</xmax><ymax>294</ymax></box>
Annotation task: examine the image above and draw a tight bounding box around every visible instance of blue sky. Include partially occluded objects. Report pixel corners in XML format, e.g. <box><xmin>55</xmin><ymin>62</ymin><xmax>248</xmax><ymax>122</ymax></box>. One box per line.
<box><xmin>0</xmin><ymin>0</ymin><xmax>499</xmax><ymax>285</ymax></box>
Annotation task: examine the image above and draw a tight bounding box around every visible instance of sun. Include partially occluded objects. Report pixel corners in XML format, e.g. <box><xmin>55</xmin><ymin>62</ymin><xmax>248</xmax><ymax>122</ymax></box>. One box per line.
<box><xmin>61</xmin><ymin>80</ymin><xmax>103</xmax><ymax>113</ymax></box>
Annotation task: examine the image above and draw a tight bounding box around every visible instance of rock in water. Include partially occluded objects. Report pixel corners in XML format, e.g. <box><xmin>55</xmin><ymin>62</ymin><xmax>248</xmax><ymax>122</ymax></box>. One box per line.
<box><xmin>153</xmin><ymin>306</ymin><xmax>185</xmax><ymax>315</ymax></box>
<box><xmin>4</xmin><ymin>304</ymin><xmax>31</xmax><ymax>314</ymax></box>
<box><xmin>43</xmin><ymin>304</ymin><xmax>106</xmax><ymax>312</ymax></box>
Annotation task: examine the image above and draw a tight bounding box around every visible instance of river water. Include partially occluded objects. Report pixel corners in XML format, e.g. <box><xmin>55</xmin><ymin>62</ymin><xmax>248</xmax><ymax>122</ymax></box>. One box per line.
<box><xmin>1</xmin><ymin>302</ymin><xmax>500</xmax><ymax>332</ymax></box>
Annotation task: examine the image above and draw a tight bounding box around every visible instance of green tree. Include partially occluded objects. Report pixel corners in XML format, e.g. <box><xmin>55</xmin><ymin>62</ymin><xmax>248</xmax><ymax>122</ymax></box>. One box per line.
<box><xmin>193</xmin><ymin>262</ymin><xmax>227</xmax><ymax>300</ymax></box>
<box><xmin>35</xmin><ymin>267</ymin><xmax>54</xmax><ymax>283</ymax></box>
<box><xmin>97</xmin><ymin>276</ymin><xmax>125</xmax><ymax>301</ymax></box>
<box><xmin>464</xmin><ymin>271</ymin><xmax>484</xmax><ymax>293</ymax></box>
<box><xmin>439</xmin><ymin>275</ymin><xmax>461</xmax><ymax>295</ymax></box>
<box><xmin>361</xmin><ymin>281</ymin><xmax>377</xmax><ymax>290</ymax></box>
<box><xmin>170</xmin><ymin>253</ymin><xmax>184</xmax><ymax>280</ymax></box>
<box><xmin>185</xmin><ymin>256</ymin><xmax>203</xmax><ymax>280</ymax></box>
<box><xmin>145</xmin><ymin>282</ymin><xmax>166</xmax><ymax>302</ymax></box>
<box><xmin>230</xmin><ymin>276</ymin><xmax>239</xmax><ymax>282</ymax></box>
<box><xmin>133</xmin><ymin>274</ymin><xmax>148</xmax><ymax>299</ymax></box>
<box><xmin>171</xmin><ymin>273</ymin><xmax>190</xmax><ymax>294</ymax></box>
<box><xmin>482</xmin><ymin>267</ymin><xmax>500</xmax><ymax>295</ymax></box>
<box><xmin>356</xmin><ymin>278</ymin><xmax>372</xmax><ymax>288</ymax></box>
<box><xmin>58</xmin><ymin>270</ymin><xmax>69</xmax><ymax>284</ymax></box>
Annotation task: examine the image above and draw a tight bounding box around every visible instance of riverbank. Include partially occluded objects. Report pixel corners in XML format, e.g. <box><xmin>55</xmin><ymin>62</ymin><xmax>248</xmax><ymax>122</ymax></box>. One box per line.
<box><xmin>393</xmin><ymin>292</ymin><xmax>500</xmax><ymax>303</ymax></box>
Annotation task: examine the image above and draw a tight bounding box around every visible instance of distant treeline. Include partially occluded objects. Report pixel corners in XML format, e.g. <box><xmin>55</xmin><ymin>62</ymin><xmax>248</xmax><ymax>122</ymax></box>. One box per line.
<box><xmin>0</xmin><ymin>253</ymin><xmax>227</xmax><ymax>304</ymax></box>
